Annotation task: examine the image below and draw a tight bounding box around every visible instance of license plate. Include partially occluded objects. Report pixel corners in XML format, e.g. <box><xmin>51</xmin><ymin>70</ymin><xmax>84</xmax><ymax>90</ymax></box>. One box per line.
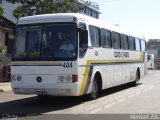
<box><xmin>35</xmin><ymin>90</ymin><xmax>47</xmax><ymax>95</ymax></box>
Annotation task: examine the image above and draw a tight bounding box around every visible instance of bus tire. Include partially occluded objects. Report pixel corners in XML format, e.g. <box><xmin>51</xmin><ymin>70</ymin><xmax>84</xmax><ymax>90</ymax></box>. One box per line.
<box><xmin>133</xmin><ymin>70</ymin><xmax>140</xmax><ymax>86</ymax></box>
<box><xmin>88</xmin><ymin>76</ymin><xmax>99</xmax><ymax>100</ymax></box>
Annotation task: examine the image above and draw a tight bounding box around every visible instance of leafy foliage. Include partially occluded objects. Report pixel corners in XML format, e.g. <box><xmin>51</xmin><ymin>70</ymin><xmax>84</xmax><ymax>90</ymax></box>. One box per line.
<box><xmin>0</xmin><ymin>42</ymin><xmax>4</xmax><ymax>54</ymax></box>
<box><xmin>0</xmin><ymin>4</ymin><xmax>5</xmax><ymax>17</ymax></box>
<box><xmin>6</xmin><ymin>0</ymin><xmax>87</xmax><ymax>19</ymax></box>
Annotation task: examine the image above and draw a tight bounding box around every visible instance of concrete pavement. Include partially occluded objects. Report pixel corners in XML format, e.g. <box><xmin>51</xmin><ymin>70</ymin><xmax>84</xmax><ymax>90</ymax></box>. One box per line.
<box><xmin>0</xmin><ymin>70</ymin><xmax>160</xmax><ymax>117</ymax></box>
<box><xmin>0</xmin><ymin>82</ymin><xmax>12</xmax><ymax>92</ymax></box>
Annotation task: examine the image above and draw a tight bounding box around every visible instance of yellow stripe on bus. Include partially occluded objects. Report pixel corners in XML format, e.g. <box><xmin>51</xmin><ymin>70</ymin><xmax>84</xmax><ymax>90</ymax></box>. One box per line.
<box><xmin>79</xmin><ymin>56</ymin><xmax>144</xmax><ymax>95</ymax></box>
<box><xmin>11</xmin><ymin>61</ymin><xmax>62</xmax><ymax>65</ymax></box>
<box><xmin>79</xmin><ymin>61</ymin><xmax>91</xmax><ymax>95</ymax></box>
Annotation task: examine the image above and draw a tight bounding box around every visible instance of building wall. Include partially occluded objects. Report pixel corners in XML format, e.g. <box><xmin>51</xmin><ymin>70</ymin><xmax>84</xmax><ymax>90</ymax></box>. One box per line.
<box><xmin>0</xmin><ymin>28</ymin><xmax>7</xmax><ymax>56</ymax></box>
<box><xmin>0</xmin><ymin>27</ymin><xmax>13</xmax><ymax>63</ymax></box>
<box><xmin>79</xmin><ymin>6</ymin><xmax>99</xmax><ymax>19</ymax></box>
<box><xmin>1</xmin><ymin>0</ymin><xmax>100</xmax><ymax>23</ymax></box>
<box><xmin>54</xmin><ymin>0</ymin><xmax>100</xmax><ymax>19</ymax></box>
<box><xmin>78</xmin><ymin>0</ymin><xmax>100</xmax><ymax>19</ymax></box>
<box><xmin>0</xmin><ymin>29</ymin><xmax>5</xmax><ymax>46</ymax></box>
<box><xmin>0</xmin><ymin>28</ymin><xmax>11</xmax><ymax>81</ymax></box>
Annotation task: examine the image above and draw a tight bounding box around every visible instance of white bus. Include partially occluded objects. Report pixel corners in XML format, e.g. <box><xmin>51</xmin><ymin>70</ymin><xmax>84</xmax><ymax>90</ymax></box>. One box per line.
<box><xmin>147</xmin><ymin>54</ymin><xmax>154</xmax><ymax>69</ymax></box>
<box><xmin>11</xmin><ymin>13</ymin><xmax>147</xmax><ymax>99</ymax></box>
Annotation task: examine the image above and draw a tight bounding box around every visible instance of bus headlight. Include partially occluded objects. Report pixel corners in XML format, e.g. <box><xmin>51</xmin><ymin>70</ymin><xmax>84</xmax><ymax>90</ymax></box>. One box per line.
<box><xmin>59</xmin><ymin>76</ymin><xmax>65</xmax><ymax>83</ymax></box>
<box><xmin>17</xmin><ymin>75</ymin><xmax>22</xmax><ymax>81</ymax></box>
<box><xmin>11</xmin><ymin>75</ymin><xmax>16</xmax><ymax>81</ymax></box>
<box><xmin>66</xmin><ymin>76</ymin><xmax>72</xmax><ymax>82</ymax></box>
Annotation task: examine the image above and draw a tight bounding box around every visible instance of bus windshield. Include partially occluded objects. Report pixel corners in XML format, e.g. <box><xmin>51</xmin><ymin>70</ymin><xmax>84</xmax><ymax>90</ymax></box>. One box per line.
<box><xmin>12</xmin><ymin>23</ymin><xmax>77</xmax><ymax>61</ymax></box>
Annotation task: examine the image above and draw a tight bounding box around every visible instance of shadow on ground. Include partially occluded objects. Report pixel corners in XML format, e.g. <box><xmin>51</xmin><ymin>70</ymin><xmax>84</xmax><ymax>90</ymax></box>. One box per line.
<box><xmin>0</xmin><ymin>82</ymin><xmax>142</xmax><ymax>118</ymax></box>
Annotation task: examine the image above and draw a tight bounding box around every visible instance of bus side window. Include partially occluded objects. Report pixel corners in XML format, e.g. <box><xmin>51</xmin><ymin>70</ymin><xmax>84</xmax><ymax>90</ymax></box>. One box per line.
<box><xmin>135</xmin><ymin>38</ymin><xmax>141</xmax><ymax>51</ymax></box>
<box><xmin>89</xmin><ymin>25</ymin><xmax>100</xmax><ymax>47</ymax></box>
<box><xmin>101</xmin><ymin>29</ymin><xmax>112</xmax><ymax>48</ymax></box>
<box><xmin>121</xmin><ymin>34</ymin><xmax>129</xmax><ymax>50</ymax></box>
<box><xmin>128</xmin><ymin>36</ymin><xmax>135</xmax><ymax>51</ymax></box>
<box><xmin>141</xmin><ymin>40</ymin><xmax>146</xmax><ymax>52</ymax></box>
<box><xmin>112</xmin><ymin>32</ymin><xmax>121</xmax><ymax>49</ymax></box>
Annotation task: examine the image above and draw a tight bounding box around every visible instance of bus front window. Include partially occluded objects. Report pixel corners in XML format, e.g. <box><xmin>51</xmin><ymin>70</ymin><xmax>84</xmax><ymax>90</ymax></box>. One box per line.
<box><xmin>13</xmin><ymin>23</ymin><xmax>78</xmax><ymax>61</ymax></box>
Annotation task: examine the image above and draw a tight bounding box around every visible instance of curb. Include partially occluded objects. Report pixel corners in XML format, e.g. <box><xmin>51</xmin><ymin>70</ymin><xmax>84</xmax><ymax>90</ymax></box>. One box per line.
<box><xmin>0</xmin><ymin>89</ymin><xmax>4</xmax><ymax>92</ymax></box>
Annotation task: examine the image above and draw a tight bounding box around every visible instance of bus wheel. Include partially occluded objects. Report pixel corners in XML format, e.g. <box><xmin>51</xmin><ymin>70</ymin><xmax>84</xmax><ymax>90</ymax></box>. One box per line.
<box><xmin>88</xmin><ymin>76</ymin><xmax>99</xmax><ymax>100</ymax></box>
<box><xmin>133</xmin><ymin>70</ymin><xmax>140</xmax><ymax>86</ymax></box>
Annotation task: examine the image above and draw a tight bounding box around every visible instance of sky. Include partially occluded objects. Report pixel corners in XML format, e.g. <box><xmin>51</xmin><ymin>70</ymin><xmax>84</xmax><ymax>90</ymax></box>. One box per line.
<box><xmin>91</xmin><ymin>0</ymin><xmax>160</xmax><ymax>40</ymax></box>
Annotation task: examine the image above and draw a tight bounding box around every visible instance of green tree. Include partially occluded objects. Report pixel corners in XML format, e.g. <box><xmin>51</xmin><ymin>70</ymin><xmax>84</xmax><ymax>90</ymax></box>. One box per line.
<box><xmin>6</xmin><ymin>0</ymin><xmax>88</xmax><ymax>19</ymax></box>
<box><xmin>0</xmin><ymin>4</ymin><xmax>5</xmax><ymax>17</ymax></box>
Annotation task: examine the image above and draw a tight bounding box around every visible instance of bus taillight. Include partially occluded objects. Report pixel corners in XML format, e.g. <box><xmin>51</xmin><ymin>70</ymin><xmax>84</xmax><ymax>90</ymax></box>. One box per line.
<box><xmin>72</xmin><ymin>75</ymin><xmax>78</xmax><ymax>83</ymax></box>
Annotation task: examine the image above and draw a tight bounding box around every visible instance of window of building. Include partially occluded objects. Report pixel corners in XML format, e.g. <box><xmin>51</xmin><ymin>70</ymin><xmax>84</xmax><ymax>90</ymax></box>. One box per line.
<box><xmin>95</xmin><ymin>13</ymin><xmax>98</xmax><ymax>18</ymax></box>
<box><xmin>135</xmin><ymin>38</ymin><xmax>141</xmax><ymax>51</ymax></box>
<box><xmin>89</xmin><ymin>25</ymin><xmax>100</xmax><ymax>47</ymax></box>
<box><xmin>128</xmin><ymin>36</ymin><xmax>135</xmax><ymax>50</ymax></box>
<box><xmin>112</xmin><ymin>32</ymin><xmax>121</xmax><ymax>49</ymax></box>
<box><xmin>121</xmin><ymin>34</ymin><xmax>128</xmax><ymax>50</ymax></box>
<box><xmin>86</xmin><ymin>8</ymin><xmax>89</xmax><ymax>15</ymax></box>
<box><xmin>83</xmin><ymin>7</ymin><xmax>86</xmax><ymax>14</ymax></box>
<box><xmin>97</xmin><ymin>14</ymin><xmax>99</xmax><ymax>19</ymax></box>
<box><xmin>90</xmin><ymin>9</ymin><xmax>93</xmax><ymax>16</ymax></box>
<box><xmin>101</xmin><ymin>29</ymin><xmax>111</xmax><ymax>48</ymax></box>
<box><xmin>158</xmin><ymin>50</ymin><xmax>160</xmax><ymax>55</ymax></box>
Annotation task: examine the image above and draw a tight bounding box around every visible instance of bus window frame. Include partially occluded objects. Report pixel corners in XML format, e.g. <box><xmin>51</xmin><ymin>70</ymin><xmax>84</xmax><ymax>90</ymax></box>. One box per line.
<box><xmin>140</xmin><ymin>39</ymin><xmax>146</xmax><ymax>52</ymax></box>
<box><xmin>89</xmin><ymin>25</ymin><xmax>101</xmax><ymax>48</ymax></box>
<box><xmin>128</xmin><ymin>36</ymin><xmax>135</xmax><ymax>51</ymax></box>
<box><xmin>135</xmin><ymin>37</ymin><xmax>141</xmax><ymax>51</ymax></box>
<box><xmin>13</xmin><ymin>22</ymin><xmax>79</xmax><ymax>61</ymax></box>
<box><xmin>78</xmin><ymin>22</ymin><xmax>88</xmax><ymax>58</ymax></box>
<box><xmin>120</xmin><ymin>34</ymin><xmax>129</xmax><ymax>50</ymax></box>
<box><xmin>111</xmin><ymin>31</ymin><xmax>121</xmax><ymax>50</ymax></box>
<box><xmin>100</xmin><ymin>28</ymin><xmax>112</xmax><ymax>48</ymax></box>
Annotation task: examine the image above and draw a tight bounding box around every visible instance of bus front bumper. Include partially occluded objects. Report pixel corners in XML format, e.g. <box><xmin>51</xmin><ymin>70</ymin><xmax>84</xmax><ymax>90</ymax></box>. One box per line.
<box><xmin>11</xmin><ymin>83</ymin><xmax>79</xmax><ymax>96</ymax></box>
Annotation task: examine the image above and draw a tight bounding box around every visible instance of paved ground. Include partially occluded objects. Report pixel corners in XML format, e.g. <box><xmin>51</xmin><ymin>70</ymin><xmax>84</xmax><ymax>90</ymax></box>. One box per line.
<box><xmin>0</xmin><ymin>70</ymin><xmax>160</xmax><ymax>120</ymax></box>
<box><xmin>0</xmin><ymin>82</ymin><xmax>11</xmax><ymax>92</ymax></box>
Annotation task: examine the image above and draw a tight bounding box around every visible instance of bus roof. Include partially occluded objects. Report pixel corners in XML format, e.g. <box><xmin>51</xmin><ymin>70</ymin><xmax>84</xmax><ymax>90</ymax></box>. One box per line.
<box><xmin>18</xmin><ymin>13</ymin><xmax>85</xmax><ymax>24</ymax></box>
<box><xmin>18</xmin><ymin>13</ymin><xmax>144</xmax><ymax>40</ymax></box>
